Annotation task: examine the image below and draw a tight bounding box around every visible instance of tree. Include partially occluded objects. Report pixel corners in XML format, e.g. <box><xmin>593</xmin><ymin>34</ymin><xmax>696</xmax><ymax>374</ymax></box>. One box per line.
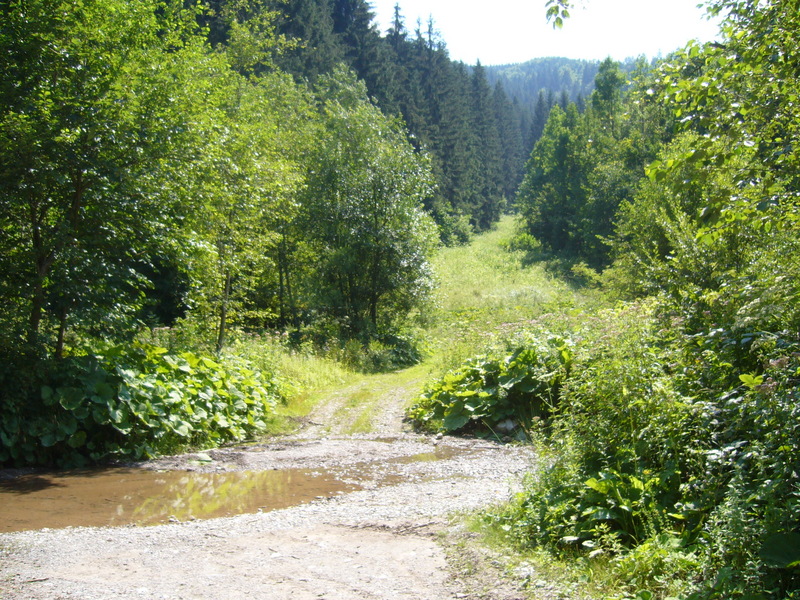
<box><xmin>301</xmin><ymin>68</ymin><xmax>438</xmax><ymax>337</ymax></box>
<box><xmin>591</xmin><ymin>57</ymin><xmax>625</xmax><ymax>135</ymax></box>
<box><xmin>493</xmin><ymin>81</ymin><xmax>526</xmax><ymax>201</ymax></box>
<box><xmin>530</xmin><ymin>89</ymin><xmax>554</xmax><ymax>145</ymax></box>
<box><xmin>516</xmin><ymin>103</ymin><xmax>588</xmax><ymax>255</ymax></box>
<box><xmin>271</xmin><ymin>0</ymin><xmax>344</xmax><ymax>80</ymax></box>
<box><xmin>467</xmin><ymin>62</ymin><xmax>504</xmax><ymax>230</ymax></box>
<box><xmin>0</xmin><ymin>0</ymin><xmax>216</xmax><ymax>356</ymax></box>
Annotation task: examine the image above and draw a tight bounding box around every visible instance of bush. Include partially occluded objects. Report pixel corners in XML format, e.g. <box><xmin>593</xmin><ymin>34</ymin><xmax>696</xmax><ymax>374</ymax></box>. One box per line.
<box><xmin>0</xmin><ymin>342</ymin><xmax>281</xmax><ymax>467</ymax></box>
<box><xmin>407</xmin><ymin>332</ymin><xmax>572</xmax><ymax>434</ymax></box>
<box><xmin>489</xmin><ymin>300</ymin><xmax>800</xmax><ymax>599</ymax></box>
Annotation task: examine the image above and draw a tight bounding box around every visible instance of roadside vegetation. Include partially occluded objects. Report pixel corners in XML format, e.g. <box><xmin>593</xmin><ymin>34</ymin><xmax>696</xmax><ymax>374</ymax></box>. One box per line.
<box><xmin>407</xmin><ymin>1</ymin><xmax>800</xmax><ymax>597</ymax></box>
<box><xmin>3</xmin><ymin>0</ymin><xmax>799</xmax><ymax>598</ymax></box>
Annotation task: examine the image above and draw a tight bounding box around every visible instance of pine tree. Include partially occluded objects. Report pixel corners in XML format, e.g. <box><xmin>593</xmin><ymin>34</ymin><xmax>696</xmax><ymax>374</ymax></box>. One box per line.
<box><xmin>468</xmin><ymin>61</ymin><xmax>504</xmax><ymax>230</ymax></box>
<box><xmin>272</xmin><ymin>0</ymin><xmax>343</xmax><ymax>80</ymax></box>
<box><xmin>530</xmin><ymin>89</ymin><xmax>552</xmax><ymax>145</ymax></box>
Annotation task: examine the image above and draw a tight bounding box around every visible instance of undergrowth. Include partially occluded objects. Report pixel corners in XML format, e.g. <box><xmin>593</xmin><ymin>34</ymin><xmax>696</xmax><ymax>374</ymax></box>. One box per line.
<box><xmin>419</xmin><ymin>295</ymin><xmax>800</xmax><ymax>600</ymax></box>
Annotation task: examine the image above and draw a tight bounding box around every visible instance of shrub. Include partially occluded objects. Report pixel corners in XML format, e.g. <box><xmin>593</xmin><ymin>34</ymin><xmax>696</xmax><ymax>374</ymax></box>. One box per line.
<box><xmin>489</xmin><ymin>300</ymin><xmax>800</xmax><ymax>599</ymax></box>
<box><xmin>0</xmin><ymin>342</ymin><xmax>280</xmax><ymax>467</ymax></box>
<box><xmin>407</xmin><ymin>332</ymin><xmax>572</xmax><ymax>434</ymax></box>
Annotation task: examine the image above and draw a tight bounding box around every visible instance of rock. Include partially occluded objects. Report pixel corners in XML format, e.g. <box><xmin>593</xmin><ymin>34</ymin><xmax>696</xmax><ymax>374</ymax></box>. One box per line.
<box><xmin>496</xmin><ymin>419</ymin><xmax>516</xmax><ymax>433</ymax></box>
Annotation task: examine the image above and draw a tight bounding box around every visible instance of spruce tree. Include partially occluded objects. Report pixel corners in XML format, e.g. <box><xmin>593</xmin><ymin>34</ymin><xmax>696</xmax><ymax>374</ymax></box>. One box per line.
<box><xmin>468</xmin><ymin>61</ymin><xmax>504</xmax><ymax>230</ymax></box>
<box><xmin>272</xmin><ymin>0</ymin><xmax>343</xmax><ymax>80</ymax></box>
<box><xmin>493</xmin><ymin>81</ymin><xmax>525</xmax><ymax>200</ymax></box>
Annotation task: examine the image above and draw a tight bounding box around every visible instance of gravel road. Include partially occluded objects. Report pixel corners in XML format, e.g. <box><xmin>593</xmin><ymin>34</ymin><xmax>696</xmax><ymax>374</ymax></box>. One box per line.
<box><xmin>0</xmin><ymin>376</ymin><xmax>545</xmax><ymax>600</ymax></box>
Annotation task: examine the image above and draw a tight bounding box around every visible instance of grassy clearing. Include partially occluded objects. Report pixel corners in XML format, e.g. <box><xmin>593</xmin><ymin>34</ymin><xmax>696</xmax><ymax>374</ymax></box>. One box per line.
<box><xmin>427</xmin><ymin>215</ymin><xmax>587</xmax><ymax>374</ymax></box>
<box><xmin>432</xmin><ymin>216</ymin><xmax>562</xmax><ymax>315</ymax></box>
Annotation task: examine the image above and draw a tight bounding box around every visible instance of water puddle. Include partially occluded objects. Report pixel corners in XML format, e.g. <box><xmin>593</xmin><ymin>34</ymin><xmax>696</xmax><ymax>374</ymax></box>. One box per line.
<box><xmin>393</xmin><ymin>446</ymin><xmax>466</xmax><ymax>464</ymax></box>
<box><xmin>0</xmin><ymin>468</ymin><xmax>357</xmax><ymax>533</ymax></box>
<box><xmin>0</xmin><ymin>442</ymin><xmax>483</xmax><ymax>533</ymax></box>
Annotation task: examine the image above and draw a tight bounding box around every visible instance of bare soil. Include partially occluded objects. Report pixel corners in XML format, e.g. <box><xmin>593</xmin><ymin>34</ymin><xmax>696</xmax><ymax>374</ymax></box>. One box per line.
<box><xmin>0</xmin><ymin>375</ymin><xmax>555</xmax><ymax>600</ymax></box>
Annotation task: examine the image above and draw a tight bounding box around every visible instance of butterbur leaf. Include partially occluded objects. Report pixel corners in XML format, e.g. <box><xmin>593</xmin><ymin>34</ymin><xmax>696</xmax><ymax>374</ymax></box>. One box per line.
<box><xmin>67</xmin><ymin>431</ymin><xmax>87</xmax><ymax>449</ymax></box>
<box><xmin>759</xmin><ymin>533</ymin><xmax>800</xmax><ymax>568</ymax></box>
<box><xmin>585</xmin><ymin>477</ymin><xmax>610</xmax><ymax>494</ymax></box>
<box><xmin>39</xmin><ymin>432</ymin><xmax>61</xmax><ymax>448</ymax></box>
<box><xmin>41</xmin><ymin>386</ymin><xmax>54</xmax><ymax>405</ymax></box>
<box><xmin>443</xmin><ymin>412</ymin><xmax>470</xmax><ymax>431</ymax></box>
<box><xmin>58</xmin><ymin>388</ymin><xmax>85</xmax><ymax>411</ymax></box>
<box><xmin>585</xmin><ymin>507</ymin><xmax>620</xmax><ymax>522</ymax></box>
<box><xmin>560</xmin><ymin>536</ymin><xmax>580</xmax><ymax>544</ymax></box>
<box><xmin>173</xmin><ymin>421</ymin><xmax>192</xmax><ymax>437</ymax></box>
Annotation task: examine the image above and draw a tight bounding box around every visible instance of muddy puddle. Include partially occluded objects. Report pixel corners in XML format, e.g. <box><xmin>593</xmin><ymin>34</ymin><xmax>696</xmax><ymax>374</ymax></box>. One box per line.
<box><xmin>0</xmin><ymin>444</ymin><xmax>475</xmax><ymax>533</ymax></box>
<box><xmin>0</xmin><ymin>468</ymin><xmax>356</xmax><ymax>533</ymax></box>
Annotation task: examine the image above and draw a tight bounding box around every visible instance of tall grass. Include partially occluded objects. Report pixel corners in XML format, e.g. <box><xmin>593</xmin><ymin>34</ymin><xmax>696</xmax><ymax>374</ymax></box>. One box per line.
<box><xmin>427</xmin><ymin>215</ymin><xmax>584</xmax><ymax>373</ymax></box>
<box><xmin>224</xmin><ymin>216</ymin><xmax>587</xmax><ymax>433</ymax></box>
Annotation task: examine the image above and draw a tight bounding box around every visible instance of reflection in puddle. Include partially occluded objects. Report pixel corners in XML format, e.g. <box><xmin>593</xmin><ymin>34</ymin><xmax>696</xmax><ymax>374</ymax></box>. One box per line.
<box><xmin>0</xmin><ymin>468</ymin><xmax>356</xmax><ymax>533</ymax></box>
<box><xmin>393</xmin><ymin>446</ymin><xmax>466</xmax><ymax>464</ymax></box>
<box><xmin>0</xmin><ymin>442</ymin><xmax>481</xmax><ymax>533</ymax></box>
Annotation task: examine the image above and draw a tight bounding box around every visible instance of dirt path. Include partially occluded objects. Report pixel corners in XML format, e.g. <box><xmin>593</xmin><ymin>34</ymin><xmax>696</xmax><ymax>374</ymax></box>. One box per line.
<box><xmin>0</xmin><ymin>371</ymin><xmax>544</xmax><ymax>600</ymax></box>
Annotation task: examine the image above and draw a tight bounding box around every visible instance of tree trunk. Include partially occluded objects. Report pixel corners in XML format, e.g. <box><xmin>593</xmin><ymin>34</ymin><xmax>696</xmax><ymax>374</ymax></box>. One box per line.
<box><xmin>28</xmin><ymin>276</ymin><xmax>45</xmax><ymax>349</ymax></box>
<box><xmin>278</xmin><ymin>256</ymin><xmax>286</xmax><ymax>327</ymax></box>
<box><xmin>55</xmin><ymin>306</ymin><xmax>68</xmax><ymax>359</ymax></box>
<box><xmin>369</xmin><ymin>297</ymin><xmax>377</xmax><ymax>328</ymax></box>
<box><xmin>216</xmin><ymin>271</ymin><xmax>232</xmax><ymax>353</ymax></box>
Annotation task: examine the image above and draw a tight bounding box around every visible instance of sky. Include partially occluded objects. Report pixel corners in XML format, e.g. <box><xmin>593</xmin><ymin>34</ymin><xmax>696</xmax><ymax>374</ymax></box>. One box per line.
<box><xmin>369</xmin><ymin>0</ymin><xmax>722</xmax><ymax>66</ymax></box>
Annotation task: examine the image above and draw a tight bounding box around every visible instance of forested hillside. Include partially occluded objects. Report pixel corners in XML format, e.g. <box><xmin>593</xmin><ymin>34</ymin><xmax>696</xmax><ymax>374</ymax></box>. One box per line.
<box><xmin>265</xmin><ymin>0</ymin><xmax>526</xmax><ymax>233</ymax></box>
<box><xmin>257</xmin><ymin>0</ymin><xmax>606</xmax><ymax>234</ymax></box>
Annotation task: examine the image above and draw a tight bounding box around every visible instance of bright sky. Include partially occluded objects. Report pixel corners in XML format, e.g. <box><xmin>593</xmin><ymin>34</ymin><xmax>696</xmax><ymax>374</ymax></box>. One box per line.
<box><xmin>369</xmin><ymin>0</ymin><xmax>722</xmax><ymax>66</ymax></box>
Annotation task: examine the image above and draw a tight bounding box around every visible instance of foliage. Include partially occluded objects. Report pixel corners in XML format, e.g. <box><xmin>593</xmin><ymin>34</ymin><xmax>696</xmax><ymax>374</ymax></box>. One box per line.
<box><xmin>0</xmin><ymin>343</ymin><xmax>280</xmax><ymax>467</ymax></box>
<box><xmin>499</xmin><ymin>5</ymin><xmax>800</xmax><ymax>596</ymax></box>
<box><xmin>407</xmin><ymin>332</ymin><xmax>572</xmax><ymax>434</ymax></box>
<box><xmin>515</xmin><ymin>57</ymin><xmax>674</xmax><ymax>270</ymax></box>
<box><xmin>489</xmin><ymin>299</ymin><xmax>800</xmax><ymax>597</ymax></box>
<box><xmin>0</xmin><ymin>0</ymin><xmax>217</xmax><ymax>356</ymax></box>
<box><xmin>300</xmin><ymin>67</ymin><xmax>439</xmax><ymax>339</ymax></box>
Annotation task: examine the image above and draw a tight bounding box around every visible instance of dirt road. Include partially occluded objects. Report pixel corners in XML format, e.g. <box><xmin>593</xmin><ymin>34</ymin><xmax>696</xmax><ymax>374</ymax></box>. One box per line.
<box><xmin>0</xmin><ymin>375</ymin><xmax>544</xmax><ymax>600</ymax></box>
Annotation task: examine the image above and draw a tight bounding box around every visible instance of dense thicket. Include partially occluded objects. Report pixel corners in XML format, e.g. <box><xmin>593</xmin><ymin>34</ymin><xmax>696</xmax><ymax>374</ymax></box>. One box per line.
<box><xmin>411</xmin><ymin>0</ymin><xmax>800</xmax><ymax>597</ymax></box>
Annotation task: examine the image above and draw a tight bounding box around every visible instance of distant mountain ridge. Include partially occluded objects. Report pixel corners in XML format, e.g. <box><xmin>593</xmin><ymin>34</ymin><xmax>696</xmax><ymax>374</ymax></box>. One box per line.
<box><xmin>485</xmin><ymin>56</ymin><xmax>642</xmax><ymax>113</ymax></box>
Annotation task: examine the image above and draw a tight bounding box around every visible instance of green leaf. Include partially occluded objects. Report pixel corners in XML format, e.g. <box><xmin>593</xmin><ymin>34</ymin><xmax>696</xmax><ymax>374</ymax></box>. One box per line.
<box><xmin>759</xmin><ymin>533</ymin><xmax>800</xmax><ymax>568</ymax></box>
<box><xmin>739</xmin><ymin>373</ymin><xmax>764</xmax><ymax>389</ymax></box>
<box><xmin>58</xmin><ymin>388</ymin><xmax>86</xmax><ymax>411</ymax></box>
<box><xmin>40</xmin><ymin>432</ymin><xmax>60</xmax><ymax>448</ymax></box>
<box><xmin>443</xmin><ymin>412</ymin><xmax>470</xmax><ymax>431</ymax></box>
<box><xmin>585</xmin><ymin>477</ymin><xmax>610</xmax><ymax>494</ymax></box>
<box><xmin>41</xmin><ymin>385</ymin><xmax>54</xmax><ymax>405</ymax></box>
<box><xmin>67</xmin><ymin>431</ymin><xmax>87</xmax><ymax>449</ymax></box>
<box><xmin>173</xmin><ymin>420</ymin><xmax>192</xmax><ymax>437</ymax></box>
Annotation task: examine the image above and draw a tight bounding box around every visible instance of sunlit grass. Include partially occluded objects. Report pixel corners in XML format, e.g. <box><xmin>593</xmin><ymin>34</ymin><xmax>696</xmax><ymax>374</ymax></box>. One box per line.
<box><xmin>462</xmin><ymin>513</ymin><xmax>606</xmax><ymax>600</ymax></box>
<box><xmin>433</xmin><ymin>215</ymin><xmax>561</xmax><ymax>314</ymax></box>
<box><xmin>427</xmin><ymin>215</ymin><xmax>581</xmax><ymax>374</ymax></box>
<box><xmin>241</xmin><ymin>215</ymin><xmax>589</xmax><ymax>433</ymax></box>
